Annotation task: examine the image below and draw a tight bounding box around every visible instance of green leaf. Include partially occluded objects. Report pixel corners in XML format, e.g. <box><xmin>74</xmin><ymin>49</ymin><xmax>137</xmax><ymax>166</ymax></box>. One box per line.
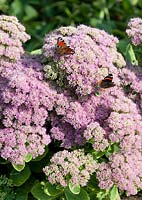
<box><xmin>15</xmin><ymin>188</ymin><xmax>28</xmax><ymax>200</ymax></box>
<box><xmin>24</xmin><ymin>154</ymin><xmax>32</xmax><ymax>162</ymax></box>
<box><xmin>31</xmin><ymin>182</ymin><xmax>56</xmax><ymax>200</ymax></box>
<box><xmin>12</xmin><ymin>163</ymin><xmax>25</xmax><ymax>172</ymax></box>
<box><xmin>24</xmin><ymin>5</ymin><xmax>38</xmax><ymax>21</ymax></box>
<box><xmin>10</xmin><ymin>165</ymin><xmax>31</xmax><ymax>186</ymax></box>
<box><xmin>109</xmin><ymin>185</ymin><xmax>121</xmax><ymax>200</ymax></box>
<box><xmin>44</xmin><ymin>182</ymin><xmax>63</xmax><ymax>197</ymax></box>
<box><xmin>31</xmin><ymin>49</ymin><xmax>42</xmax><ymax>55</ymax></box>
<box><xmin>69</xmin><ymin>182</ymin><xmax>80</xmax><ymax>194</ymax></box>
<box><xmin>138</xmin><ymin>0</ymin><xmax>142</xmax><ymax>7</ymax></box>
<box><xmin>10</xmin><ymin>0</ymin><xmax>23</xmax><ymax>16</ymax></box>
<box><xmin>105</xmin><ymin>143</ymin><xmax>120</xmax><ymax>157</ymax></box>
<box><xmin>96</xmin><ymin>190</ymin><xmax>109</xmax><ymax>200</ymax></box>
<box><xmin>130</xmin><ymin>0</ymin><xmax>138</xmax><ymax>6</ymax></box>
<box><xmin>126</xmin><ymin>44</ymin><xmax>138</xmax><ymax>65</ymax></box>
<box><xmin>117</xmin><ymin>39</ymin><xmax>129</xmax><ymax>54</ymax></box>
<box><xmin>0</xmin><ymin>0</ymin><xmax>8</xmax><ymax>12</ymax></box>
<box><xmin>87</xmin><ymin>174</ymin><xmax>100</xmax><ymax>191</ymax></box>
<box><xmin>15</xmin><ymin>176</ymin><xmax>36</xmax><ymax>200</ymax></box>
<box><xmin>92</xmin><ymin>150</ymin><xmax>106</xmax><ymax>159</ymax></box>
<box><xmin>65</xmin><ymin>187</ymin><xmax>90</xmax><ymax>200</ymax></box>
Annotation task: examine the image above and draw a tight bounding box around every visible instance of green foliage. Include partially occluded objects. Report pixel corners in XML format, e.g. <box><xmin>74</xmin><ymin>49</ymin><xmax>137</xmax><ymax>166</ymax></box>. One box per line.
<box><xmin>24</xmin><ymin>153</ymin><xmax>33</xmax><ymax>163</ymax></box>
<box><xmin>14</xmin><ymin>177</ymin><xmax>36</xmax><ymax>200</ymax></box>
<box><xmin>109</xmin><ymin>185</ymin><xmax>121</xmax><ymax>200</ymax></box>
<box><xmin>69</xmin><ymin>182</ymin><xmax>80</xmax><ymax>195</ymax></box>
<box><xmin>43</xmin><ymin>182</ymin><xmax>63</xmax><ymax>197</ymax></box>
<box><xmin>65</xmin><ymin>187</ymin><xmax>90</xmax><ymax>200</ymax></box>
<box><xmin>31</xmin><ymin>181</ymin><xmax>56</xmax><ymax>200</ymax></box>
<box><xmin>12</xmin><ymin>163</ymin><xmax>25</xmax><ymax>172</ymax></box>
<box><xmin>10</xmin><ymin>165</ymin><xmax>31</xmax><ymax>186</ymax></box>
<box><xmin>0</xmin><ymin>175</ymin><xmax>16</xmax><ymax>200</ymax></box>
<box><xmin>126</xmin><ymin>44</ymin><xmax>138</xmax><ymax>65</ymax></box>
<box><xmin>118</xmin><ymin>40</ymin><xmax>139</xmax><ymax>65</ymax></box>
<box><xmin>15</xmin><ymin>188</ymin><xmax>28</xmax><ymax>200</ymax></box>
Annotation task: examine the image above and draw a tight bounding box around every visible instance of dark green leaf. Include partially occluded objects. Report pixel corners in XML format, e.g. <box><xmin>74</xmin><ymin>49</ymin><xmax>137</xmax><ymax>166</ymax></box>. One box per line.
<box><xmin>24</xmin><ymin>5</ymin><xmax>38</xmax><ymax>21</ymax></box>
<box><xmin>15</xmin><ymin>188</ymin><xmax>28</xmax><ymax>200</ymax></box>
<box><xmin>31</xmin><ymin>182</ymin><xmax>56</xmax><ymax>200</ymax></box>
<box><xmin>65</xmin><ymin>187</ymin><xmax>90</xmax><ymax>200</ymax></box>
<box><xmin>10</xmin><ymin>0</ymin><xmax>23</xmax><ymax>16</ymax></box>
<box><xmin>117</xmin><ymin>39</ymin><xmax>129</xmax><ymax>55</ymax></box>
<box><xmin>43</xmin><ymin>181</ymin><xmax>63</xmax><ymax>197</ymax></box>
<box><xmin>10</xmin><ymin>165</ymin><xmax>31</xmax><ymax>186</ymax></box>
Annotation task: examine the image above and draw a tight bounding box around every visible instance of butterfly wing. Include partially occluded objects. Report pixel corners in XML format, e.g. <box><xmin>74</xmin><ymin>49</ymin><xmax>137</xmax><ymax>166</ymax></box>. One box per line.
<box><xmin>64</xmin><ymin>46</ymin><xmax>75</xmax><ymax>55</ymax></box>
<box><xmin>57</xmin><ymin>37</ymin><xmax>67</xmax><ymax>48</ymax></box>
<box><xmin>98</xmin><ymin>74</ymin><xmax>115</xmax><ymax>88</ymax></box>
<box><xmin>56</xmin><ymin>37</ymin><xmax>75</xmax><ymax>56</ymax></box>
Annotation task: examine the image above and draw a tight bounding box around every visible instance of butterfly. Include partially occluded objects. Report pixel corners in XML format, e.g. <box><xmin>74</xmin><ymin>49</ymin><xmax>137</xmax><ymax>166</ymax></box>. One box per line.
<box><xmin>98</xmin><ymin>74</ymin><xmax>115</xmax><ymax>88</ymax></box>
<box><xmin>56</xmin><ymin>37</ymin><xmax>75</xmax><ymax>56</ymax></box>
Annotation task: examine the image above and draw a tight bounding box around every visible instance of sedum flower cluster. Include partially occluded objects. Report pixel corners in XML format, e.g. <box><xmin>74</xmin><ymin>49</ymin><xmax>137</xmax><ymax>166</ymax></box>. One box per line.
<box><xmin>42</xmin><ymin>24</ymin><xmax>142</xmax><ymax>195</ymax></box>
<box><xmin>0</xmin><ymin>15</ymin><xmax>142</xmax><ymax>196</ymax></box>
<box><xmin>0</xmin><ymin>175</ymin><xmax>15</xmax><ymax>200</ymax></box>
<box><xmin>43</xmin><ymin>24</ymin><xmax>125</xmax><ymax>96</ymax></box>
<box><xmin>83</xmin><ymin>122</ymin><xmax>109</xmax><ymax>151</ymax></box>
<box><xmin>126</xmin><ymin>17</ymin><xmax>142</xmax><ymax>46</ymax></box>
<box><xmin>0</xmin><ymin>15</ymin><xmax>30</xmax><ymax>67</ymax></box>
<box><xmin>0</xmin><ymin>55</ymin><xmax>52</xmax><ymax>164</ymax></box>
<box><xmin>43</xmin><ymin>149</ymin><xmax>98</xmax><ymax>187</ymax></box>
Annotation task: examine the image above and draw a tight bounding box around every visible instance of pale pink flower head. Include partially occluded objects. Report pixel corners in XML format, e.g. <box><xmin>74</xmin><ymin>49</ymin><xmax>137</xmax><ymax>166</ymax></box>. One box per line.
<box><xmin>83</xmin><ymin>122</ymin><xmax>109</xmax><ymax>151</ymax></box>
<box><xmin>126</xmin><ymin>17</ymin><xmax>142</xmax><ymax>46</ymax></box>
<box><xmin>43</xmin><ymin>149</ymin><xmax>98</xmax><ymax>187</ymax></box>
<box><xmin>0</xmin><ymin>15</ymin><xmax>30</xmax><ymax>66</ymax></box>
<box><xmin>43</xmin><ymin>25</ymin><xmax>125</xmax><ymax>96</ymax></box>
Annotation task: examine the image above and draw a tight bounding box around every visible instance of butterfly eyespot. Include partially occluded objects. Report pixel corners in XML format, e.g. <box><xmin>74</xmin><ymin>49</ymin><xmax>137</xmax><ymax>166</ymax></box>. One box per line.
<box><xmin>57</xmin><ymin>37</ymin><xmax>64</xmax><ymax>42</ymax></box>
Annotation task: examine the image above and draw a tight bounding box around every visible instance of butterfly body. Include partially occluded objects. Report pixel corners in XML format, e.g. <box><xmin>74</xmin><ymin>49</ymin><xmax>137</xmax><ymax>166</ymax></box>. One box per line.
<box><xmin>98</xmin><ymin>74</ymin><xmax>115</xmax><ymax>88</ymax></box>
<box><xmin>56</xmin><ymin>37</ymin><xmax>75</xmax><ymax>56</ymax></box>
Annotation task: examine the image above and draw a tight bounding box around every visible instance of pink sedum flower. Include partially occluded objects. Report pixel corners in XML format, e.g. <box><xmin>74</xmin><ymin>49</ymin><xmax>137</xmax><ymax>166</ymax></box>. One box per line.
<box><xmin>0</xmin><ymin>15</ymin><xmax>30</xmax><ymax>66</ymax></box>
<box><xmin>43</xmin><ymin>149</ymin><xmax>98</xmax><ymax>187</ymax></box>
<box><xmin>126</xmin><ymin>17</ymin><xmax>142</xmax><ymax>46</ymax></box>
<box><xmin>0</xmin><ymin>54</ymin><xmax>56</xmax><ymax>164</ymax></box>
<box><xmin>43</xmin><ymin>24</ymin><xmax>125</xmax><ymax>96</ymax></box>
<box><xmin>0</xmin><ymin>16</ymin><xmax>141</xmax><ymax>196</ymax></box>
<box><xmin>84</xmin><ymin>122</ymin><xmax>109</xmax><ymax>151</ymax></box>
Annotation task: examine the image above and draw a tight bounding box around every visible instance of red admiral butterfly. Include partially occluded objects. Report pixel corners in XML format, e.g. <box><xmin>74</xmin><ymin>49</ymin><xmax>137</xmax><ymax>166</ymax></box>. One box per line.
<box><xmin>98</xmin><ymin>74</ymin><xmax>115</xmax><ymax>88</ymax></box>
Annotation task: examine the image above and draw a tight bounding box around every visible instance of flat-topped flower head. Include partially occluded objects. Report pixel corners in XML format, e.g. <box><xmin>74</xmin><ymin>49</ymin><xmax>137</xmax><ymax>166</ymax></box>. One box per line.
<box><xmin>43</xmin><ymin>149</ymin><xmax>98</xmax><ymax>187</ymax></box>
<box><xmin>0</xmin><ymin>15</ymin><xmax>30</xmax><ymax>66</ymax></box>
<box><xmin>43</xmin><ymin>25</ymin><xmax>125</xmax><ymax>96</ymax></box>
<box><xmin>0</xmin><ymin>54</ymin><xmax>57</xmax><ymax>164</ymax></box>
<box><xmin>126</xmin><ymin>17</ymin><xmax>142</xmax><ymax>46</ymax></box>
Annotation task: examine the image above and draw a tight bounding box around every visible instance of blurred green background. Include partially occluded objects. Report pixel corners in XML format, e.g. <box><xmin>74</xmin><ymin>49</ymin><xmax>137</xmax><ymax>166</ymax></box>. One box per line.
<box><xmin>0</xmin><ymin>0</ymin><xmax>142</xmax><ymax>51</ymax></box>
